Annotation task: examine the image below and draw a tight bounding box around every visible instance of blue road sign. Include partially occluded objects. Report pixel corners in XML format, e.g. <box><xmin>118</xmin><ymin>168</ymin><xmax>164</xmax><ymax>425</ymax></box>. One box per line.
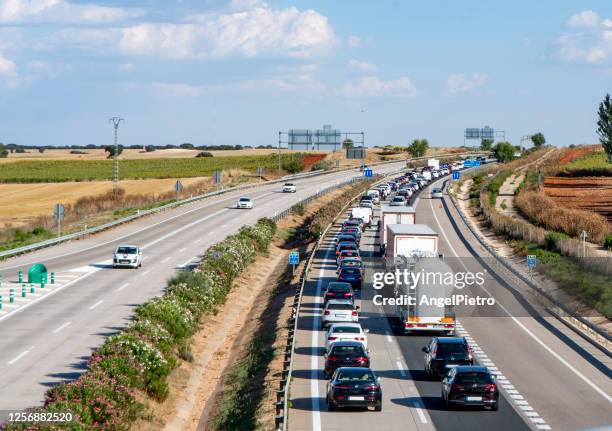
<box><xmin>527</xmin><ymin>254</ymin><xmax>536</xmax><ymax>269</ymax></box>
<box><xmin>364</xmin><ymin>168</ymin><xmax>373</xmax><ymax>177</ymax></box>
<box><xmin>452</xmin><ymin>171</ymin><xmax>461</xmax><ymax>180</ymax></box>
<box><xmin>289</xmin><ymin>252</ymin><xmax>299</xmax><ymax>265</ymax></box>
<box><xmin>464</xmin><ymin>160</ymin><xmax>481</xmax><ymax>168</ymax></box>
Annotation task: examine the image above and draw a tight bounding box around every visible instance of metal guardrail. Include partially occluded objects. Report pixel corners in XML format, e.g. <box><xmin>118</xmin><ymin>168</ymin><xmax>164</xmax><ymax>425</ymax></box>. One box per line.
<box><xmin>443</xmin><ymin>179</ymin><xmax>612</xmax><ymax>353</ymax></box>
<box><xmin>0</xmin><ymin>162</ymin><xmax>407</xmax><ymax>261</ymax></box>
<box><xmin>274</xmin><ymin>171</ymin><xmax>401</xmax><ymax>430</ymax></box>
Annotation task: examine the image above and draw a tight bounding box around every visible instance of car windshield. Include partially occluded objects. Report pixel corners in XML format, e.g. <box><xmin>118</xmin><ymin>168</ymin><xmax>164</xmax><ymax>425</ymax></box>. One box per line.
<box><xmin>332</xmin><ymin>327</ymin><xmax>360</xmax><ymax>334</ymax></box>
<box><xmin>327</xmin><ymin>303</ymin><xmax>354</xmax><ymax>311</ymax></box>
<box><xmin>456</xmin><ymin>372</ymin><xmax>494</xmax><ymax>384</ymax></box>
<box><xmin>331</xmin><ymin>345</ymin><xmax>365</xmax><ymax>355</ymax></box>
<box><xmin>239</xmin><ymin>198</ymin><xmax>250</xmax><ymax>202</ymax></box>
<box><xmin>117</xmin><ymin>247</ymin><xmax>137</xmax><ymax>254</ymax></box>
<box><xmin>337</xmin><ymin>370</ymin><xmax>375</xmax><ymax>382</ymax></box>
<box><xmin>393</xmin><ymin>197</ymin><xmax>404</xmax><ymax>201</ymax></box>
<box><xmin>284</xmin><ymin>183</ymin><xmax>293</xmax><ymax>186</ymax></box>
<box><xmin>437</xmin><ymin>343</ymin><xmax>467</xmax><ymax>358</ymax></box>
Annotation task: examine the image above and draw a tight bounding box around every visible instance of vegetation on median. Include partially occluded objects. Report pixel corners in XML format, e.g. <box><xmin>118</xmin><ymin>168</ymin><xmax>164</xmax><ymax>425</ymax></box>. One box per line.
<box><xmin>3</xmin><ymin>218</ymin><xmax>276</xmax><ymax>430</ymax></box>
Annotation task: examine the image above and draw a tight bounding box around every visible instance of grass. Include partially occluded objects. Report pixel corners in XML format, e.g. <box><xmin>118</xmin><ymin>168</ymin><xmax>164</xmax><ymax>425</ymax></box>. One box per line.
<box><xmin>512</xmin><ymin>240</ymin><xmax>612</xmax><ymax>319</ymax></box>
<box><xmin>0</xmin><ymin>154</ymin><xmax>307</xmax><ymax>183</ymax></box>
<box><xmin>560</xmin><ymin>152</ymin><xmax>612</xmax><ymax>177</ymax></box>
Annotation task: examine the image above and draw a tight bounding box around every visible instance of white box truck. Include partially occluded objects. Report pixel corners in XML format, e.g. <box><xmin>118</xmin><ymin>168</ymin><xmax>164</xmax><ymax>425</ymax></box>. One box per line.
<box><xmin>393</xmin><ymin>256</ymin><xmax>456</xmax><ymax>335</ymax></box>
<box><xmin>427</xmin><ymin>159</ymin><xmax>440</xmax><ymax>170</ymax></box>
<box><xmin>385</xmin><ymin>224</ymin><xmax>438</xmax><ymax>259</ymax></box>
<box><xmin>379</xmin><ymin>206</ymin><xmax>416</xmax><ymax>254</ymax></box>
<box><xmin>351</xmin><ymin>206</ymin><xmax>372</xmax><ymax>227</ymax></box>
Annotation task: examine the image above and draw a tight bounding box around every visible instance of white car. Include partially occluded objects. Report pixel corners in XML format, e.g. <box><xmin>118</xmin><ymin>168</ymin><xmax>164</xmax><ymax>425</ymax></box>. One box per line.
<box><xmin>389</xmin><ymin>196</ymin><xmax>407</xmax><ymax>206</ymax></box>
<box><xmin>282</xmin><ymin>183</ymin><xmax>296</xmax><ymax>193</ymax></box>
<box><xmin>322</xmin><ymin>299</ymin><xmax>359</xmax><ymax>328</ymax></box>
<box><xmin>431</xmin><ymin>188</ymin><xmax>443</xmax><ymax>198</ymax></box>
<box><xmin>236</xmin><ymin>197</ymin><xmax>253</xmax><ymax>209</ymax></box>
<box><xmin>325</xmin><ymin>323</ymin><xmax>369</xmax><ymax>352</ymax></box>
<box><xmin>366</xmin><ymin>190</ymin><xmax>380</xmax><ymax>204</ymax></box>
<box><xmin>113</xmin><ymin>245</ymin><xmax>142</xmax><ymax>269</ymax></box>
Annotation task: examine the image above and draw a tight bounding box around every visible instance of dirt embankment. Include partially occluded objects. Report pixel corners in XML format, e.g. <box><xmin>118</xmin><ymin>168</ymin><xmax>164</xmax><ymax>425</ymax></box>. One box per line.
<box><xmin>544</xmin><ymin>176</ymin><xmax>612</xmax><ymax>222</ymax></box>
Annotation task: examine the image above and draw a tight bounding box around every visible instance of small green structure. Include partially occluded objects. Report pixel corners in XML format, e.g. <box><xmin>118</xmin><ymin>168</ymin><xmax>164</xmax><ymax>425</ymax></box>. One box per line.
<box><xmin>28</xmin><ymin>263</ymin><xmax>48</xmax><ymax>284</ymax></box>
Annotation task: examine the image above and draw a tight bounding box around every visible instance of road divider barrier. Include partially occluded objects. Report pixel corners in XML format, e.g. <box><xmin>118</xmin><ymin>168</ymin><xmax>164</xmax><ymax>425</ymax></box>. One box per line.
<box><xmin>9</xmin><ymin>288</ymin><xmax>14</xmax><ymax>303</ymax></box>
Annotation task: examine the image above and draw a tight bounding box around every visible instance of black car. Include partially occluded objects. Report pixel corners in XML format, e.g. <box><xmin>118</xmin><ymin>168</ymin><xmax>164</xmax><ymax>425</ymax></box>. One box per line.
<box><xmin>324</xmin><ymin>282</ymin><xmax>355</xmax><ymax>306</ymax></box>
<box><xmin>337</xmin><ymin>233</ymin><xmax>360</xmax><ymax>245</ymax></box>
<box><xmin>441</xmin><ymin>366</ymin><xmax>499</xmax><ymax>411</ymax></box>
<box><xmin>324</xmin><ymin>341</ymin><xmax>370</xmax><ymax>378</ymax></box>
<box><xmin>423</xmin><ymin>337</ymin><xmax>473</xmax><ymax>378</ymax></box>
<box><xmin>338</xmin><ymin>267</ymin><xmax>363</xmax><ymax>289</ymax></box>
<box><xmin>336</xmin><ymin>241</ymin><xmax>359</xmax><ymax>257</ymax></box>
<box><xmin>326</xmin><ymin>367</ymin><xmax>382</xmax><ymax>412</ymax></box>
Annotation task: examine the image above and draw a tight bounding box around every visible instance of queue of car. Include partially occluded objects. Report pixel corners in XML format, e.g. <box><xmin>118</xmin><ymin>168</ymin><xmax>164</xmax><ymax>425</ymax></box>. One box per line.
<box><xmin>322</xmin><ymin>160</ymin><xmax>500</xmax><ymax>413</ymax></box>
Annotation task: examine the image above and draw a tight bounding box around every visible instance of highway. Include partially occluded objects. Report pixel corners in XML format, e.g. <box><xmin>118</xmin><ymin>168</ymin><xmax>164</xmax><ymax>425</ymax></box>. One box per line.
<box><xmin>0</xmin><ymin>162</ymin><xmax>404</xmax><ymax>416</ymax></box>
<box><xmin>288</xmin><ymin>172</ymin><xmax>612</xmax><ymax>431</ymax></box>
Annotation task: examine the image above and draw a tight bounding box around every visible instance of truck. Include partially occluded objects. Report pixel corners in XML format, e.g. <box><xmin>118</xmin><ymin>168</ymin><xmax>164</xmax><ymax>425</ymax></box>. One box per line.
<box><xmin>427</xmin><ymin>159</ymin><xmax>440</xmax><ymax>170</ymax></box>
<box><xmin>378</xmin><ymin>206</ymin><xmax>416</xmax><ymax>254</ymax></box>
<box><xmin>392</xmin><ymin>255</ymin><xmax>456</xmax><ymax>335</ymax></box>
<box><xmin>385</xmin><ymin>224</ymin><xmax>438</xmax><ymax>260</ymax></box>
<box><xmin>351</xmin><ymin>206</ymin><xmax>372</xmax><ymax>227</ymax></box>
<box><xmin>421</xmin><ymin>170</ymin><xmax>432</xmax><ymax>181</ymax></box>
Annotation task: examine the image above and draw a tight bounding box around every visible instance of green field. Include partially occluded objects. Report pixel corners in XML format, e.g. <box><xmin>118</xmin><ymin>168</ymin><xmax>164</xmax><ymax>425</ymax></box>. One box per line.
<box><xmin>0</xmin><ymin>154</ymin><xmax>305</xmax><ymax>183</ymax></box>
<box><xmin>562</xmin><ymin>152</ymin><xmax>612</xmax><ymax>176</ymax></box>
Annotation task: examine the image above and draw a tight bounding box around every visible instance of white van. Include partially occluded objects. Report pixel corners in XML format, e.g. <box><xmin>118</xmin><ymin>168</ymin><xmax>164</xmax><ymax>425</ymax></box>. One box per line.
<box><xmin>366</xmin><ymin>189</ymin><xmax>380</xmax><ymax>204</ymax></box>
<box><xmin>352</xmin><ymin>206</ymin><xmax>372</xmax><ymax>227</ymax></box>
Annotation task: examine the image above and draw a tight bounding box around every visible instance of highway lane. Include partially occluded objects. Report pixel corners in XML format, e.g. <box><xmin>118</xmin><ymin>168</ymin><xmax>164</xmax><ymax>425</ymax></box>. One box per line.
<box><xmin>407</xmin><ymin>175</ymin><xmax>612</xmax><ymax>430</ymax></box>
<box><xmin>288</xmin><ymin>181</ymin><xmax>529</xmax><ymax>431</ymax></box>
<box><xmin>0</xmin><ymin>162</ymin><xmax>404</xmax><ymax>415</ymax></box>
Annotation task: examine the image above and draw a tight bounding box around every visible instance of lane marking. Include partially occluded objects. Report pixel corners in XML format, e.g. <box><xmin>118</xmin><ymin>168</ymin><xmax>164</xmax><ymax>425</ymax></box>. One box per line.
<box><xmin>429</xmin><ymin>196</ymin><xmax>612</xmax><ymax>404</ymax></box>
<box><xmin>89</xmin><ymin>300</ymin><xmax>103</xmax><ymax>310</ymax></box>
<box><xmin>115</xmin><ymin>283</ymin><xmax>129</xmax><ymax>292</ymax></box>
<box><xmin>385</xmin><ymin>331</ymin><xmax>393</xmax><ymax>343</ymax></box>
<box><xmin>395</xmin><ymin>360</ymin><xmax>407</xmax><ymax>377</ymax></box>
<box><xmin>8</xmin><ymin>346</ymin><xmax>33</xmax><ymax>365</ymax></box>
<box><xmin>179</xmin><ymin>247</ymin><xmax>186</xmax><ymax>253</ymax></box>
<box><xmin>161</xmin><ymin>257</ymin><xmax>171</xmax><ymax>263</ymax></box>
<box><xmin>141</xmin><ymin>269</ymin><xmax>152</xmax><ymax>276</ymax></box>
<box><xmin>413</xmin><ymin>401</ymin><xmax>428</xmax><ymax>424</ymax></box>
<box><xmin>52</xmin><ymin>321</ymin><xmax>71</xmax><ymax>334</ymax></box>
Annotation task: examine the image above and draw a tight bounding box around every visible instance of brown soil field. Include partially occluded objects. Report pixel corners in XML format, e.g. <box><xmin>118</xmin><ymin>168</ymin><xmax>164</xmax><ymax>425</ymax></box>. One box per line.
<box><xmin>557</xmin><ymin>144</ymin><xmax>601</xmax><ymax>165</ymax></box>
<box><xmin>544</xmin><ymin>176</ymin><xmax>612</xmax><ymax>221</ymax></box>
<box><xmin>0</xmin><ymin>177</ymin><xmax>210</xmax><ymax>226</ymax></box>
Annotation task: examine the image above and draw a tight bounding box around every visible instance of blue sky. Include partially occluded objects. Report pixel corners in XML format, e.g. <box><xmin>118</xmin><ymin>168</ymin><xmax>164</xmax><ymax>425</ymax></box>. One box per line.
<box><xmin>0</xmin><ymin>0</ymin><xmax>611</xmax><ymax>149</ymax></box>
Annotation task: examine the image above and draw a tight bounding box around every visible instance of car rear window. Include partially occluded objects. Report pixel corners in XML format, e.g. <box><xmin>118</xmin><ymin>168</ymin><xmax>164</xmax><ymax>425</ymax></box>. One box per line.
<box><xmin>331</xmin><ymin>345</ymin><xmax>365</xmax><ymax>355</ymax></box>
<box><xmin>437</xmin><ymin>343</ymin><xmax>467</xmax><ymax>358</ymax></box>
<box><xmin>337</xmin><ymin>370</ymin><xmax>375</xmax><ymax>382</ymax></box>
<box><xmin>117</xmin><ymin>247</ymin><xmax>138</xmax><ymax>254</ymax></box>
<box><xmin>327</xmin><ymin>303</ymin><xmax>354</xmax><ymax>311</ymax></box>
<box><xmin>328</xmin><ymin>284</ymin><xmax>351</xmax><ymax>292</ymax></box>
<box><xmin>341</xmin><ymin>268</ymin><xmax>360</xmax><ymax>274</ymax></box>
<box><xmin>332</xmin><ymin>327</ymin><xmax>360</xmax><ymax>334</ymax></box>
<box><xmin>456</xmin><ymin>372</ymin><xmax>494</xmax><ymax>384</ymax></box>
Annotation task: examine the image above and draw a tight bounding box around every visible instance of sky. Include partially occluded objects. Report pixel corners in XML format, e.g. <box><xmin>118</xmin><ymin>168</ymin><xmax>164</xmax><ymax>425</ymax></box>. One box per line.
<box><xmin>0</xmin><ymin>0</ymin><xmax>611</xmax><ymax>149</ymax></box>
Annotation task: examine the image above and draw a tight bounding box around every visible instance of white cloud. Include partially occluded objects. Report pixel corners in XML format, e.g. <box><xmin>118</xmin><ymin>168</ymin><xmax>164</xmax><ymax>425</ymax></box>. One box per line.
<box><xmin>347</xmin><ymin>58</ymin><xmax>377</xmax><ymax>73</ymax></box>
<box><xmin>0</xmin><ymin>0</ymin><xmax>141</xmax><ymax>24</ymax></box>
<box><xmin>340</xmin><ymin>76</ymin><xmax>415</xmax><ymax>98</ymax></box>
<box><xmin>603</xmin><ymin>18</ymin><xmax>612</xmax><ymax>28</ymax></box>
<box><xmin>552</xmin><ymin>15</ymin><xmax>612</xmax><ymax>65</ymax></box>
<box><xmin>567</xmin><ymin>10</ymin><xmax>599</xmax><ymax>28</ymax></box>
<box><xmin>446</xmin><ymin>72</ymin><xmax>488</xmax><ymax>95</ymax></box>
<box><xmin>0</xmin><ymin>52</ymin><xmax>19</xmax><ymax>87</ymax></box>
<box><xmin>347</xmin><ymin>35</ymin><xmax>360</xmax><ymax>47</ymax></box>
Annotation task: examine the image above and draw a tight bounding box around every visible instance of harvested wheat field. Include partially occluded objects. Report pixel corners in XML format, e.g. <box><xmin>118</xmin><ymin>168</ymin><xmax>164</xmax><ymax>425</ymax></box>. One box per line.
<box><xmin>0</xmin><ymin>177</ymin><xmax>210</xmax><ymax>226</ymax></box>
<box><xmin>544</xmin><ymin>176</ymin><xmax>612</xmax><ymax>221</ymax></box>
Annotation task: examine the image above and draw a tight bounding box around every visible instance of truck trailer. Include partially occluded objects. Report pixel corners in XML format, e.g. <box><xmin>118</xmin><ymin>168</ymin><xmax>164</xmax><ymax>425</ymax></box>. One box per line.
<box><xmin>378</xmin><ymin>206</ymin><xmax>416</xmax><ymax>254</ymax></box>
<box><xmin>385</xmin><ymin>224</ymin><xmax>438</xmax><ymax>260</ymax></box>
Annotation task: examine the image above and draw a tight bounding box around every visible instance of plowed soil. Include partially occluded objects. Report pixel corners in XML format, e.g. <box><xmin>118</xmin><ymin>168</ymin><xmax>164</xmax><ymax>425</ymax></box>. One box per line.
<box><xmin>544</xmin><ymin>176</ymin><xmax>612</xmax><ymax>221</ymax></box>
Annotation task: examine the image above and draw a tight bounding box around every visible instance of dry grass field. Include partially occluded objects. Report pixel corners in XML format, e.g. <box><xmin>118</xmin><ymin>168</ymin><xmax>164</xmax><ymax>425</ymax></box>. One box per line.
<box><xmin>543</xmin><ymin>176</ymin><xmax>612</xmax><ymax>221</ymax></box>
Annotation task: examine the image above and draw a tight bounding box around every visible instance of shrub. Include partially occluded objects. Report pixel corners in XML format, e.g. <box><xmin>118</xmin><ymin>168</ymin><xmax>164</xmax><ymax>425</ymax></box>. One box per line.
<box><xmin>311</xmin><ymin>159</ymin><xmax>333</xmax><ymax>171</ymax></box>
<box><xmin>196</xmin><ymin>151</ymin><xmax>213</xmax><ymax>158</ymax></box>
<box><xmin>544</xmin><ymin>232</ymin><xmax>570</xmax><ymax>251</ymax></box>
<box><xmin>282</xmin><ymin>158</ymin><xmax>305</xmax><ymax>174</ymax></box>
<box><xmin>605</xmin><ymin>234</ymin><xmax>612</xmax><ymax>250</ymax></box>
<box><xmin>145</xmin><ymin>145</ymin><xmax>156</xmax><ymax>152</ymax></box>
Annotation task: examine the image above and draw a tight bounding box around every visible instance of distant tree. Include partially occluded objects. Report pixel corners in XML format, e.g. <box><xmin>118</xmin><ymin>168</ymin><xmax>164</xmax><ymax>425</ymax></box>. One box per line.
<box><xmin>104</xmin><ymin>145</ymin><xmax>124</xmax><ymax>159</ymax></box>
<box><xmin>0</xmin><ymin>144</ymin><xmax>7</xmax><ymax>158</ymax></box>
<box><xmin>86</xmin><ymin>144</ymin><xmax>97</xmax><ymax>149</ymax></box>
<box><xmin>597</xmin><ymin>93</ymin><xmax>612</xmax><ymax>162</ymax></box>
<box><xmin>282</xmin><ymin>158</ymin><xmax>305</xmax><ymax>173</ymax></box>
<box><xmin>38</xmin><ymin>147</ymin><xmax>45</xmax><ymax>153</ymax></box>
<box><xmin>408</xmin><ymin>139</ymin><xmax>429</xmax><ymax>157</ymax></box>
<box><xmin>196</xmin><ymin>151</ymin><xmax>213</xmax><ymax>157</ymax></box>
<box><xmin>531</xmin><ymin>132</ymin><xmax>546</xmax><ymax>148</ymax></box>
<box><xmin>180</xmin><ymin>143</ymin><xmax>194</xmax><ymax>149</ymax></box>
<box><xmin>480</xmin><ymin>139</ymin><xmax>494</xmax><ymax>151</ymax></box>
<box><xmin>493</xmin><ymin>141</ymin><xmax>516</xmax><ymax>163</ymax></box>
<box><xmin>145</xmin><ymin>145</ymin><xmax>156</xmax><ymax>152</ymax></box>
<box><xmin>15</xmin><ymin>148</ymin><xmax>25</xmax><ymax>153</ymax></box>
<box><xmin>342</xmin><ymin>139</ymin><xmax>354</xmax><ymax>149</ymax></box>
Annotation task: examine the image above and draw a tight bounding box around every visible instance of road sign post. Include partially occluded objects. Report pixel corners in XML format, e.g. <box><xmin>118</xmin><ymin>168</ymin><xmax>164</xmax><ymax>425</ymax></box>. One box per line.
<box><xmin>452</xmin><ymin>171</ymin><xmax>461</xmax><ymax>180</ymax></box>
<box><xmin>174</xmin><ymin>180</ymin><xmax>183</xmax><ymax>201</ymax></box>
<box><xmin>54</xmin><ymin>203</ymin><xmax>65</xmax><ymax>238</ymax></box>
<box><xmin>580</xmin><ymin>230</ymin><xmax>588</xmax><ymax>258</ymax></box>
<box><xmin>527</xmin><ymin>254</ymin><xmax>536</xmax><ymax>278</ymax></box>
<box><xmin>289</xmin><ymin>251</ymin><xmax>299</xmax><ymax>275</ymax></box>
<box><xmin>364</xmin><ymin>168</ymin><xmax>373</xmax><ymax>178</ymax></box>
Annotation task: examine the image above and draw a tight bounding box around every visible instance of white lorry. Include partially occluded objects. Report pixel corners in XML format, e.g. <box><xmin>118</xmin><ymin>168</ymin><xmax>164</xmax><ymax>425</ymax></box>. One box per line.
<box><xmin>393</xmin><ymin>256</ymin><xmax>456</xmax><ymax>335</ymax></box>
<box><xmin>378</xmin><ymin>206</ymin><xmax>416</xmax><ymax>254</ymax></box>
<box><xmin>427</xmin><ymin>159</ymin><xmax>440</xmax><ymax>170</ymax></box>
<box><xmin>351</xmin><ymin>206</ymin><xmax>372</xmax><ymax>227</ymax></box>
<box><xmin>385</xmin><ymin>224</ymin><xmax>438</xmax><ymax>260</ymax></box>
<box><xmin>421</xmin><ymin>170</ymin><xmax>432</xmax><ymax>181</ymax></box>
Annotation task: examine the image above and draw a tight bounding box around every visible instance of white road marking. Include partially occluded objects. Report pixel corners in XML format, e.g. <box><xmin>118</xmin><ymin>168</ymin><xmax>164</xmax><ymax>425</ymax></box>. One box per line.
<box><xmin>52</xmin><ymin>321</ymin><xmax>71</xmax><ymax>334</ymax></box>
<box><xmin>115</xmin><ymin>283</ymin><xmax>129</xmax><ymax>292</ymax></box>
<box><xmin>413</xmin><ymin>401</ymin><xmax>428</xmax><ymax>424</ymax></box>
<box><xmin>161</xmin><ymin>257</ymin><xmax>171</xmax><ymax>263</ymax></box>
<box><xmin>519</xmin><ymin>405</ymin><xmax>534</xmax><ymax>411</ymax></box>
<box><xmin>179</xmin><ymin>247</ymin><xmax>186</xmax><ymax>252</ymax></box>
<box><xmin>8</xmin><ymin>346</ymin><xmax>33</xmax><ymax>365</ymax></box>
<box><xmin>194</xmin><ymin>238</ymin><xmax>202</xmax><ymax>244</ymax></box>
<box><xmin>141</xmin><ymin>269</ymin><xmax>152</xmax><ymax>276</ymax></box>
<box><xmin>395</xmin><ymin>360</ymin><xmax>407</xmax><ymax>377</ymax></box>
<box><xmin>89</xmin><ymin>300</ymin><xmax>103</xmax><ymax>310</ymax></box>
<box><xmin>429</xmin><ymin>196</ymin><xmax>612</xmax><ymax>404</ymax></box>
<box><xmin>385</xmin><ymin>331</ymin><xmax>393</xmax><ymax>343</ymax></box>
<box><xmin>536</xmin><ymin>425</ymin><xmax>552</xmax><ymax>430</ymax></box>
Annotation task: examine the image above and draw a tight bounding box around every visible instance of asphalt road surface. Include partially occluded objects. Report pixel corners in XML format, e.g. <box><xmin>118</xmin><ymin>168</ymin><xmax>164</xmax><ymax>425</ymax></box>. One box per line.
<box><xmin>288</xmin><ymin>172</ymin><xmax>612</xmax><ymax>431</ymax></box>
<box><xmin>0</xmin><ymin>162</ymin><xmax>404</xmax><ymax>417</ymax></box>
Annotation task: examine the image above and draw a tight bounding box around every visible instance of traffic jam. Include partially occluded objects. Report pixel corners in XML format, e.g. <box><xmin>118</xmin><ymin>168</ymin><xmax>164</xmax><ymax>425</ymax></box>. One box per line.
<box><xmin>320</xmin><ymin>158</ymin><xmax>500</xmax><ymax>413</ymax></box>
